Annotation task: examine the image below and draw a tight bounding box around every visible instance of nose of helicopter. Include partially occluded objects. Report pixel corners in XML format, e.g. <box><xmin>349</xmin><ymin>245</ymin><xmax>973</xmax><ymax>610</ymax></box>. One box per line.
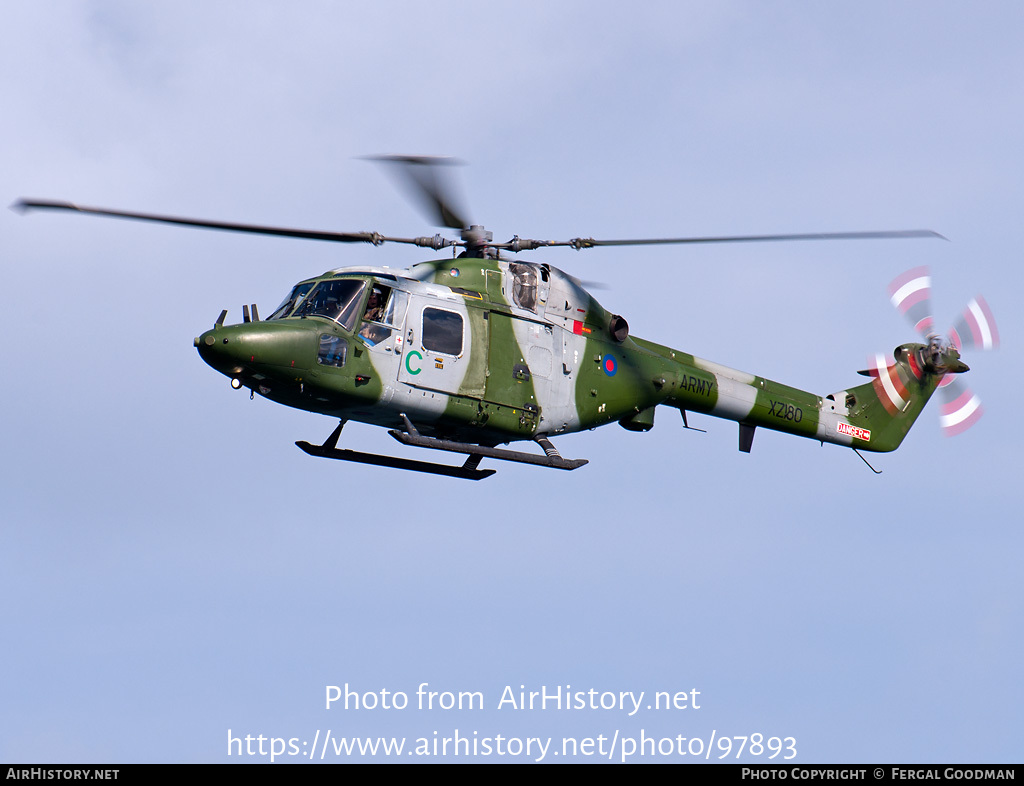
<box><xmin>194</xmin><ymin>320</ymin><xmax>316</xmax><ymax>379</ymax></box>
<box><xmin>194</xmin><ymin>329</ymin><xmax>240</xmax><ymax>375</ymax></box>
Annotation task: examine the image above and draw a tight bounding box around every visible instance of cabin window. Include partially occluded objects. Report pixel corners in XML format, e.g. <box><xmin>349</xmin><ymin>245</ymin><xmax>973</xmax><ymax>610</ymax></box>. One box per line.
<box><xmin>422</xmin><ymin>307</ymin><xmax>463</xmax><ymax>356</ymax></box>
<box><xmin>510</xmin><ymin>262</ymin><xmax>538</xmax><ymax>312</ymax></box>
<box><xmin>317</xmin><ymin>335</ymin><xmax>347</xmax><ymax>368</ymax></box>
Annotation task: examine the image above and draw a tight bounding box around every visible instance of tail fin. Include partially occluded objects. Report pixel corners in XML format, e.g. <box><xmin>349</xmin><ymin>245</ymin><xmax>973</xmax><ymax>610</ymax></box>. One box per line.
<box><xmin>843</xmin><ymin>342</ymin><xmax>964</xmax><ymax>451</ymax></box>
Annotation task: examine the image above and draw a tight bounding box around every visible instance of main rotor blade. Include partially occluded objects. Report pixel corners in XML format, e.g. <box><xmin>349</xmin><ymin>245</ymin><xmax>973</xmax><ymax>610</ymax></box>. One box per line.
<box><xmin>365</xmin><ymin>155</ymin><xmax>470</xmax><ymax>231</ymax></box>
<box><xmin>14</xmin><ymin>199</ymin><xmax>389</xmax><ymax>245</ymax></box>
<box><xmin>562</xmin><ymin>229</ymin><xmax>945</xmax><ymax>250</ymax></box>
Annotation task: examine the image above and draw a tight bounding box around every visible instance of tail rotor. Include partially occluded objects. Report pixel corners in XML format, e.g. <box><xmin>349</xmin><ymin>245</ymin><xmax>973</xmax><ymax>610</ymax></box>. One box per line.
<box><xmin>886</xmin><ymin>267</ymin><xmax>998</xmax><ymax>436</ymax></box>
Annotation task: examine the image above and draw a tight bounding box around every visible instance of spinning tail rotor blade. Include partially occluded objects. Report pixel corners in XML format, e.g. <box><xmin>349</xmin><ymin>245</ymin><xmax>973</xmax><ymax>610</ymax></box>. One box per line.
<box><xmin>938</xmin><ymin>378</ymin><xmax>983</xmax><ymax>437</ymax></box>
<box><xmin>949</xmin><ymin>296</ymin><xmax>999</xmax><ymax>351</ymax></box>
<box><xmin>862</xmin><ymin>353</ymin><xmax>911</xmax><ymax>416</ymax></box>
<box><xmin>937</xmin><ymin>294</ymin><xmax>996</xmax><ymax>436</ymax></box>
<box><xmin>888</xmin><ymin>266</ymin><xmax>934</xmax><ymax>338</ymax></box>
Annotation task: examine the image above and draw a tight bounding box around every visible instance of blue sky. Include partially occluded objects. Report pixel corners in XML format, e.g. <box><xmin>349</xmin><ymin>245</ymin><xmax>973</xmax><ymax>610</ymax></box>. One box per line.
<box><xmin>2</xmin><ymin>1</ymin><xmax>1021</xmax><ymax>763</ymax></box>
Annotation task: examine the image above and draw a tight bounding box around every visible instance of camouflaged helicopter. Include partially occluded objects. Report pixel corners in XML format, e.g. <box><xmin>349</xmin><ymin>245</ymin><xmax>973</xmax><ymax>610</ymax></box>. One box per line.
<box><xmin>15</xmin><ymin>157</ymin><xmax>997</xmax><ymax>479</ymax></box>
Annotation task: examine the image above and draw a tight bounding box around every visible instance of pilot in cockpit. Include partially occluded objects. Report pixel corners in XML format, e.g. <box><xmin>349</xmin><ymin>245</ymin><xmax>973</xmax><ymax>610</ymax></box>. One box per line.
<box><xmin>359</xmin><ymin>287</ymin><xmax>391</xmax><ymax>345</ymax></box>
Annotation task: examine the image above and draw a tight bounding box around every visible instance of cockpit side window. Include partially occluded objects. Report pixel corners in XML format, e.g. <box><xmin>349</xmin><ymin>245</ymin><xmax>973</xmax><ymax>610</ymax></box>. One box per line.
<box><xmin>382</xmin><ymin>289</ymin><xmax>408</xmax><ymax>327</ymax></box>
<box><xmin>358</xmin><ymin>286</ymin><xmax>411</xmax><ymax>346</ymax></box>
<box><xmin>293</xmin><ymin>279</ymin><xmax>366</xmax><ymax>330</ymax></box>
<box><xmin>359</xmin><ymin>285</ymin><xmax>390</xmax><ymax>345</ymax></box>
<box><xmin>362</xmin><ymin>285</ymin><xmax>389</xmax><ymax>323</ymax></box>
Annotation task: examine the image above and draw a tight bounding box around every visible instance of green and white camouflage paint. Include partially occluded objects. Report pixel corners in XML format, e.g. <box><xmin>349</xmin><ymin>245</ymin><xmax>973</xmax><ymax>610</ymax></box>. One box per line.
<box><xmin>195</xmin><ymin>255</ymin><xmax>964</xmax><ymax>468</ymax></box>
<box><xmin>20</xmin><ymin>190</ymin><xmax>968</xmax><ymax>476</ymax></box>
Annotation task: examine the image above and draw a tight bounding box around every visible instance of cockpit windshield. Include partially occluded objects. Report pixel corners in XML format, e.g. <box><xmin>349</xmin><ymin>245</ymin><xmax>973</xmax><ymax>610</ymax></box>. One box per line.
<box><xmin>282</xmin><ymin>279</ymin><xmax>366</xmax><ymax>330</ymax></box>
<box><xmin>266</xmin><ymin>281</ymin><xmax>315</xmax><ymax>320</ymax></box>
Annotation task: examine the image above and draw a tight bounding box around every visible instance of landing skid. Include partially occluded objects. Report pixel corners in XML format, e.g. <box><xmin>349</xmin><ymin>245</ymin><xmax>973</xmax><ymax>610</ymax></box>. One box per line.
<box><xmin>296</xmin><ymin>420</ymin><xmax>495</xmax><ymax>480</ymax></box>
<box><xmin>295</xmin><ymin>416</ymin><xmax>589</xmax><ymax>480</ymax></box>
<box><xmin>389</xmin><ymin>414</ymin><xmax>588</xmax><ymax>472</ymax></box>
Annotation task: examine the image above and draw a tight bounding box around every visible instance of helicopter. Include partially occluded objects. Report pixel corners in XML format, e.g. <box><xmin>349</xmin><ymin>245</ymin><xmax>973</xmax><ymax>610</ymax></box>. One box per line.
<box><xmin>15</xmin><ymin>157</ymin><xmax>996</xmax><ymax>480</ymax></box>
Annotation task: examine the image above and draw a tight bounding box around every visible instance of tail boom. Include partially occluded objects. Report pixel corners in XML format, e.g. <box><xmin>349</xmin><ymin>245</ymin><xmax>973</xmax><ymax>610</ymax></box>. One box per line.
<box><xmin>636</xmin><ymin>340</ymin><xmax>948</xmax><ymax>454</ymax></box>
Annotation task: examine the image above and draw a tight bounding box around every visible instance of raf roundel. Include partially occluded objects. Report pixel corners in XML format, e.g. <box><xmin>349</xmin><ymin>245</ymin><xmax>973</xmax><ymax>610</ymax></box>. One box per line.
<box><xmin>602</xmin><ymin>354</ymin><xmax>618</xmax><ymax>377</ymax></box>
